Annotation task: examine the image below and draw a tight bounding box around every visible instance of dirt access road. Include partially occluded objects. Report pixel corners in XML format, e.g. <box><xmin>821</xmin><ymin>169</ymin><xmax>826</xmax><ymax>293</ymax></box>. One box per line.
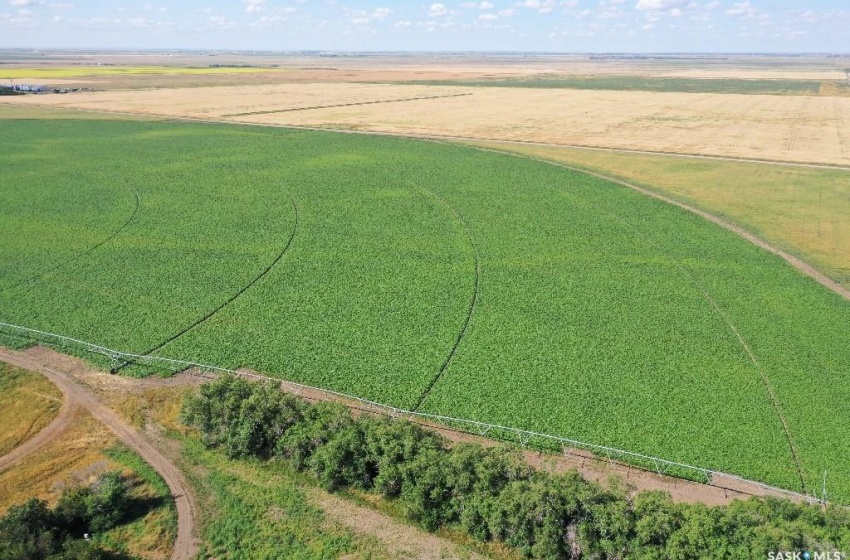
<box><xmin>0</xmin><ymin>348</ymin><xmax>198</xmax><ymax>560</ymax></box>
<box><xmin>1</xmin><ymin>340</ymin><xmax>818</xmax><ymax>536</ymax></box>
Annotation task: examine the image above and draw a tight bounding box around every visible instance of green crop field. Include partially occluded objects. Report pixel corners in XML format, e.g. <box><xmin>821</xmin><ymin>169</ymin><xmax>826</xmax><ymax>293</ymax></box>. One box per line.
<box><xmin>467</xmin><ymin>142</ymin><xmax>850</xmax><ymax>291</ymax></box>
<box><xmin>1</xmin><ymin>116</ymin><xmax>849</xmax><ymax>503</ymax></box>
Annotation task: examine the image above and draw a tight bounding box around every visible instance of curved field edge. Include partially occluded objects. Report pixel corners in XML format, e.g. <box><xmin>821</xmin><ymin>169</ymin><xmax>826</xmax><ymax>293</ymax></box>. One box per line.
<box><xmin>0</xmin><ymin>119</ymin><xmax>848</xmax><ymax>502</ymax></box>
<box><xmin>465</xmin><ymin>140</ymin><xmax>850</xmax><ymax>295</ymax></box>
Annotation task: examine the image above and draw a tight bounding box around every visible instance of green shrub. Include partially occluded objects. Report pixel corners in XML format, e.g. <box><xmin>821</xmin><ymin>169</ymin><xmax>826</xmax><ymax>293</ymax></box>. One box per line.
<box><xmin>0</xmin><ymin>472</ymin><xmax>130</xmax><ymax>560</ymax></box>
<box><xmin>182</xmin><ymin>375</ymin><xmax>850</xmax><ymax>559</ymax></box>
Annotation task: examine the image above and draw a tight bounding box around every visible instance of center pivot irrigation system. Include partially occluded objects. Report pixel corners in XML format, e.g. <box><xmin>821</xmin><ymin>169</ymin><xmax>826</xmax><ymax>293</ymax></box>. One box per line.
<box><xmin>0</xmin><ymin>320</ymin><xmax>829</xmax><ymax>507</ymax></box>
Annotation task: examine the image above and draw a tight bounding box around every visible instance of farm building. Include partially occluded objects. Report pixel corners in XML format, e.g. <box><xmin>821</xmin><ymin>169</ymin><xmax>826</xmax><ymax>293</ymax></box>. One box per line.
<box><xmin>10</xmin><ymin>84</ymin><xmax>50</xmax><ymax>93</ymax></box>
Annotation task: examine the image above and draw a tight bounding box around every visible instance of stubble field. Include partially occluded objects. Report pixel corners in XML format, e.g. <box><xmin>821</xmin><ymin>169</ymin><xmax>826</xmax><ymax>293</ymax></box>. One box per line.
<box><xmin>5</xmin><ymin>82</ymin><xmax>850</xmax><ymax>166</ymax></box>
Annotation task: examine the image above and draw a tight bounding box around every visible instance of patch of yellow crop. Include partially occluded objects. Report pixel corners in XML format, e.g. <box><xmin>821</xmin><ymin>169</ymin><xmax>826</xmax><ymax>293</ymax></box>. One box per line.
<box><xmin>0</xmin><ymin>66</ymin><xmax>278</xmax><ymax>79</ymax></box>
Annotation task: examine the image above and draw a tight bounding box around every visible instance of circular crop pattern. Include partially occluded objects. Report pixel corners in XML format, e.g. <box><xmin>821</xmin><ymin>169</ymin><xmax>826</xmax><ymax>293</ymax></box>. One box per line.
<box><xmin>1</xmin><ymin>119</ymin><xmax>848</xmax><ymax>503</ymax></box>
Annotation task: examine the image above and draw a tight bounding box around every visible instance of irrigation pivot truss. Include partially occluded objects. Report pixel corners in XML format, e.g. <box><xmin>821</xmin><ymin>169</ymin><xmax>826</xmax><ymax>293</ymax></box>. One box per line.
<box><xmin>0</xmin><ymin>320</ymin><xmax>827</xmax><ymax>506</ymax></box>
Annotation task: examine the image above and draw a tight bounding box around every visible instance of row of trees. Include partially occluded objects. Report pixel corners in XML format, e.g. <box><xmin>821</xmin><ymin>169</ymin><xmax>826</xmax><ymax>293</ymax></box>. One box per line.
<box><xmin>181</xmin><ymin>375</ymin><xmax>850</xmax><ymax>559</ymax></box>
<box><xmin>0</xmin><ymin>471</ymin><xmax>132</xmax><ymax>560</ymax></box>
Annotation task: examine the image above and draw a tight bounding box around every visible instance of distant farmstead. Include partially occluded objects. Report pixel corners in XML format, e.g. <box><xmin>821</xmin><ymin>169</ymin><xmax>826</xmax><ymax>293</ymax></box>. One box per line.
<box><xmin>9</xmin><ymin>84</ymin><xmax>50</xmax><ymax>93</ymax></box>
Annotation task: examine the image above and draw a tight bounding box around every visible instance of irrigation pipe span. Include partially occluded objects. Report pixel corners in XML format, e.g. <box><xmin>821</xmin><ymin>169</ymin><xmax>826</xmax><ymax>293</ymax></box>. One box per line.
<box><xmin>0</xmin><ymin>320</ymin><xmax>827</xmax><ymax>507</ymax></box>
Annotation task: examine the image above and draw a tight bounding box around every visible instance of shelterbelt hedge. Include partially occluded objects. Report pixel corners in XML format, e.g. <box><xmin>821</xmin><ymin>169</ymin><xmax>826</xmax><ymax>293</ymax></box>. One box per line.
<box><xmin>181</xmin><ymin>375</ymin><xmax>850</xmax><ymax>560</ymax></box>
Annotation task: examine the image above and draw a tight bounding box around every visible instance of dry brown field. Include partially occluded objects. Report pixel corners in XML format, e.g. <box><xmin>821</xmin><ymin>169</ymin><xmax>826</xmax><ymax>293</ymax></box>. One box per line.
<box><xmin>3</xmin><ymin>52</ymin><xmax>847</xmax><ymax>89</ymax></box>
<box><xmin>6</xmin><ymin>82</ymin><xmax>850</xmax><ymax>166</ymax></box>
<box><xmin>0</xmin><ymin>364</ymin><xmax>62</xmax><ymax>457</ymax></box>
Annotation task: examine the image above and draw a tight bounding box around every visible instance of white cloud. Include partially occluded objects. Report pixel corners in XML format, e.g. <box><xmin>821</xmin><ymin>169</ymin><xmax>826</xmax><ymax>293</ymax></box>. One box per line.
<box><xmin>726</xmin><ymin>1</ymin><xmax>755</xmax><ymax>16</ymax></box>
<box><xmin>428</xmin><ymin>3</ymin><xmax>447</xmax><ymax>16</ymax></box>
<box><xmin>514</xmin><ymin>0</ymin><xmax>561</xmax><ymax>14</ymax></box>
<box><xmin>635</xmin><ymin>0</ymin><xmax>686</xmax><ymax>10</ymax></box>
<box><xmin>242</xmin><ymin>0</ymin><xmax>266</xmax><ymax>14</ymax></box>
<box><xmin>479</xmin><ymin>1</ymin><xmax>494</xmax><ymax>8</ymax></box>
<box><xmin>479</xmin><ymin>12</ymin><xmax>498</xmax><ymax>20</ymax></box>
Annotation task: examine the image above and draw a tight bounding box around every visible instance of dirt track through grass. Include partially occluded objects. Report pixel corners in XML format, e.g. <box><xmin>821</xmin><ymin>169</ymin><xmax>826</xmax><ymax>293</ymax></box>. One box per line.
<box><xmin>0</xmin><ymin>368</ymin><xmax>69</xmax><ymax>470</ymax></box>
<box><xmin>0</xmin><ymin>348</ymin><xmax>198</xmax><ymax>560</ymax></box>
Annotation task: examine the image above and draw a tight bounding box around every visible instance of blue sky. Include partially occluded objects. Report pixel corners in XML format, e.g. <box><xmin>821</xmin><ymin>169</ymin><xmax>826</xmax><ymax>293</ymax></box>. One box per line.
<box><xmin>1</xmin><ymin>0</ymin><xmax>848</xmax><ymax>52</ymax></box>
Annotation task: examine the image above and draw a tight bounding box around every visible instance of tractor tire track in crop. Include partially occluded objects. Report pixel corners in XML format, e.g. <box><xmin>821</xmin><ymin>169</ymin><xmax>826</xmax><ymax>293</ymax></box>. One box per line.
<box><xmin>784</xmin><ymin>98</ymin><xmax>810</xmax><ymax>154</ymax></box>
<box><xmin>412</xmin><ymin>188</ymin><xmax>480</xmax><ymax>412</ymax></box>
<box><xmin>835</xmin><ymin>98</ymin><xmax>849</xmax><ymax>158</ymax></box>
<box><xmin>1</xmin><ymin>183</ymin><xmax>141</xmax><ymax>294</ymax></box>
<box><xmin>112</xmin><ymin>196</ymin><xmax>299</xmax><ymax>373</ymax></box>
<box><xmin>464</xmin><ymin>142</ymin><xmax>810</xmax><ymax>493</ymax></box>
<box><xmin>685</xmin><ymin>278</ymin><xmax>808</xmax><ymax>494</ymax></box>
<box><xmin>598</xmin><ymin>207</ymin><xmax>808</xmax><ymax>494</ymax></box>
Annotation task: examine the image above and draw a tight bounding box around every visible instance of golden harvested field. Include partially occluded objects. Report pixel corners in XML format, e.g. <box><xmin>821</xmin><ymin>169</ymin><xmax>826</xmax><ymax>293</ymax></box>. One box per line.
<box><xmin>239</xmin><ymin>87</ymin><xmax>850</xmax><ymax>166</ymax></box>
<box><xmin>1</xmin><ymin>83</ymin><xmax>467</xmax><ymax>117</ymax></box>
<box><xmin>0</xmin><ymin>363</ymin><xmax>62</xmax><ymax>456</ymax></box>
<box><xmin>7</xmin><ymin>82</ymin><xmax>849</xmax><ymax>166</ymax></box>
<box><xmin>470</xmin><ymin>142</ymin><xmax>850</xmax><ymax>290</ymax></box>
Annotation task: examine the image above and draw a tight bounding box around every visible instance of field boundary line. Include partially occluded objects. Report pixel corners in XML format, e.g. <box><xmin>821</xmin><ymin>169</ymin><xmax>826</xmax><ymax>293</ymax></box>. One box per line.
<box><xmin>1</xmin><ymin>182</ymin><xmax>141</xmax><ymax>294</ymax></box>
<box><xmin>0</xmin><ymin>320</ymin><xmax>827</xmax><ymax>507</ymax></box>
<box><xmin>114</xmin><ymin>196</ymin><xmax>300</xmax><ymax>372</ymax></box>
<box><xmin>460</xmin><ymin>143</ymin><xmax>850</xmax><ymax>303</ymax></box>
<box><xmin>4</xmin><ymin>102</ymin><xmax>850</xmax><ymax>171</ymax></box>
<box><xmin>412</xmin><ymin>187</ymin><xmax>481</xmax><ymax>411</ymax></box>
<box><xmin>222</xmin><ymin>93</ymin><xmax>473</xmax><ymax>117</ymax></box>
